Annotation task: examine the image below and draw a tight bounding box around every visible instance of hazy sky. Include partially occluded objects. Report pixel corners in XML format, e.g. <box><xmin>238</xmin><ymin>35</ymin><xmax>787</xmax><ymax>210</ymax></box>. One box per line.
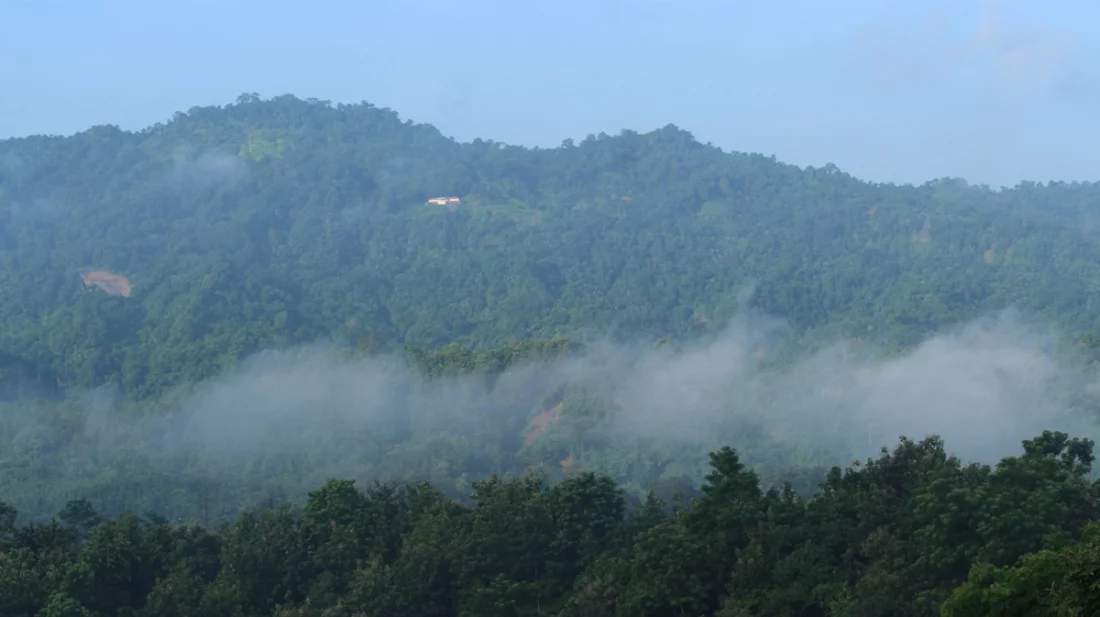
<box><xmin>2</xmin><ymin>0</ymin><xmax>1097</xmax><ymax>187</ymax></box>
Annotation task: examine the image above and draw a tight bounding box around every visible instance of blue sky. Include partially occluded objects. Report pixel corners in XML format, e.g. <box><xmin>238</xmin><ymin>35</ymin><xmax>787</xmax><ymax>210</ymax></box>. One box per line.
<box><xmin>1</xmin><ymin>0</ymin><xmax>1097</xmax><ymax>187</ymax></box>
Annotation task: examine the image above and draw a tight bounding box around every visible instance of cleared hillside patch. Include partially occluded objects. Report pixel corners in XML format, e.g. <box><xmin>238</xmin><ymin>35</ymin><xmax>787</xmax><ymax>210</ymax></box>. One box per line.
<box><xmin>80</xmin><ymin>271</ymin><xmax>132</xmax><ymax>297</ymax></box>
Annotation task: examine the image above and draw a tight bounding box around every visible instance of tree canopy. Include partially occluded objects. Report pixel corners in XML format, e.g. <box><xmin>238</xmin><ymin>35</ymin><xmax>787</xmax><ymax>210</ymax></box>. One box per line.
<box><xmin>2</xmin><ymin>433</ymin><xmax>1098</xmax><ymax>616</ymax></box>
<box><xmin>3</xmin><ymin>94</ymin><xmax>1100</xmax><ymax>399</ymax></box>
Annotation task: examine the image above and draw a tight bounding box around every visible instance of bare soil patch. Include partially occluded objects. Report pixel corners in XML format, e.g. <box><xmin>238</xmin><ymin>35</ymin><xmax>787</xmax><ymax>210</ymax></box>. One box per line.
<box><xmin>80</xmin><ymin>271</ymin><xmax>132</xmax><ymax>297</ymax></box>
<box><xmin>525</xmin><ymin>402</ymin><xmax>563</xmax><ymax>445</ymax></box>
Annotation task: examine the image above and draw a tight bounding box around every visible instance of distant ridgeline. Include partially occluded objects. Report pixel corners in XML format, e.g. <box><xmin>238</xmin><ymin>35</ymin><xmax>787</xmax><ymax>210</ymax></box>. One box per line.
<box><xmin>1</xmin><ymin>93</ymin><xmax>1100</xmax><ymax>398</ymax></box>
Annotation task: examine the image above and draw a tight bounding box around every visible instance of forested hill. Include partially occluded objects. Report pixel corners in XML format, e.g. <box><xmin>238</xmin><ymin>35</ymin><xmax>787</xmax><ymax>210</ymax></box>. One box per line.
<box><xmin>3</xmin><ymin>93</ymin><xmax>1100</xmax><ymax>398</ymax></box>
<box><xmin>6</xmin><ymin>95</ymin><xmax>1100</xmax><ymax>616</ymax></box>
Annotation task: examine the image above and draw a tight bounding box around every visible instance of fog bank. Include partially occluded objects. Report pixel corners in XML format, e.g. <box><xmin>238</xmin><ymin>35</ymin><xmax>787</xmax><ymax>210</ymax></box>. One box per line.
<box><xmin>3</xmin><ymin>308</ymin><xmax>1098</xmax><ymax>521</ymax></box>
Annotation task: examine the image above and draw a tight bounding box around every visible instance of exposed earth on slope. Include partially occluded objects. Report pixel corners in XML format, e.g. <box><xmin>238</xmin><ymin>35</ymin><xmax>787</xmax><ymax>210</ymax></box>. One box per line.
<box><xmin>525</xmin><ymin>403</ymin><xmax>563</xmax><ymax>445</ymax></box>
<box><xmin>80</xmin><ymin>271</ymin><xmax>132</xmax><ymax>297</ymax></box>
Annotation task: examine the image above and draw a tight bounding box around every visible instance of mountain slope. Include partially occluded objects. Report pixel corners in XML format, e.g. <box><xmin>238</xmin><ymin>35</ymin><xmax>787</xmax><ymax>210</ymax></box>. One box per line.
<box><xmin>2</xmin><ymin>94</ymin><xmax>1100</xmax><ymax>398</ymax></box>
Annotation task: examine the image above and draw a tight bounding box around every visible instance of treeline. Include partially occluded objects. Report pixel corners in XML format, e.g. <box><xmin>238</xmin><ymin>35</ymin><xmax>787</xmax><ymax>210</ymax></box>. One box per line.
<box><xmin>2</xmin><ymin>432</ymin><xmax>1098</xmax><ymax>617</ymax></box>
<box><xmin>4</xmin><ymin>95</ymin><xmax>1100</xmax><ymax>399</ymax></box>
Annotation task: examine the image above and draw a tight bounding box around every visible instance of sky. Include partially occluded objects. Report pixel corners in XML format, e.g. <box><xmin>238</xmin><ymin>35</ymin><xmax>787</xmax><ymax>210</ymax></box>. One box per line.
<box><xmin>1</xmin><ymin>0</ymin><xmax>1097</xmax><ymax>188</ymax></box>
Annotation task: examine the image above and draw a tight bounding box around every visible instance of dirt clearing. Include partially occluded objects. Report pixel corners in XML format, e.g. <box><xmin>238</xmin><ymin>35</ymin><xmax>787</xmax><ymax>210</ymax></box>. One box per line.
<box><xmin>80</xmin><ymin>271</ymin><xmax>132</xmax><ymax>297</ymax></box>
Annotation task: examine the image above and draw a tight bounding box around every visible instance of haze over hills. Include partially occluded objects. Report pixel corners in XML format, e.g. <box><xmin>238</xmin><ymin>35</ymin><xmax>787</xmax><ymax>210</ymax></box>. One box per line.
<box><xmin>3</xmin><ymin>94</ymin><xmax>1100</xmax><ymax>616</ymax></box>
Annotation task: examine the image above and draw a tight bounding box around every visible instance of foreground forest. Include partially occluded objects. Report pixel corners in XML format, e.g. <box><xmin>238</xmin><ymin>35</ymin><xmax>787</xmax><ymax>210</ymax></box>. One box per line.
<box><xmin>4</xmin><ymin>94</ymin><xmax>1100</xmax><ymax>615</ymax></box>
<box><xmin>3</xmin><ymin>432</ymin><xmax>1099</xmax><ymax>616</ymax></box>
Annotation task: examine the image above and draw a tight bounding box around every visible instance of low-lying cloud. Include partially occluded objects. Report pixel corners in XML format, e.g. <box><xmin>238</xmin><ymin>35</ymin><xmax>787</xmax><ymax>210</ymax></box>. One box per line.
<box><xmin>3</xmin><ymin>307</ymin><xmax>1098</xmax><ymax>523</ymax></box>
<box><xmin>165</xmin><ymin>148</ymin><xmax>247</xmax><ymax>188</ymax></box>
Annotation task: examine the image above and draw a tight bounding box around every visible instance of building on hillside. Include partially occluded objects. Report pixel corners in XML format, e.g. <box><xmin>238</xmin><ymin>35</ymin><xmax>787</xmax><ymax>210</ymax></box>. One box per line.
<box><xmin>426</xmin><ymin>196</ymin><xmax>461</xmax><ymax>206</ymax></box>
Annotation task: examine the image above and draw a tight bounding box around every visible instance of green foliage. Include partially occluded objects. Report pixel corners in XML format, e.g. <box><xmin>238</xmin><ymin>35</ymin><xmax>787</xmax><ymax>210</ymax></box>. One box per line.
<box><xmin>0</xmin><ymin>433</ymin><xmax>1097</xmax><ymax>616</ymax></box>
<box><xmin>3</xmin><ymin>94</ymin><xmax>1100</xmax><ymax>615</ymax></box>
<box><xmin>941</xmin><ymin>523</ymin><xmax>1100</xmax><ymax>616</ymax></box>
<box><xmin>4</xmin><ymin>95</ymin><xmax>1100</xmax><ymax>400</ymax></box>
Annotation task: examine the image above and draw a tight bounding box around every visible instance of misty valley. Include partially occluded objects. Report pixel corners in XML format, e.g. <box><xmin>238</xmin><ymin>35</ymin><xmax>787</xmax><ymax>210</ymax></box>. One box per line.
<box><xmin>2</xmin><ymin>95</ymin><xmax>1100</xmax><ymax>616</ymax></box>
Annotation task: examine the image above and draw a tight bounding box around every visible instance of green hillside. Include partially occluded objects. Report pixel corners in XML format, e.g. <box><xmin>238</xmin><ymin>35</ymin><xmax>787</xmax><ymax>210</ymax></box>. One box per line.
<box><xmin>3</xmin><ymin>94</ymin><xmax>1100</xmax><ymax>400</ymax></box>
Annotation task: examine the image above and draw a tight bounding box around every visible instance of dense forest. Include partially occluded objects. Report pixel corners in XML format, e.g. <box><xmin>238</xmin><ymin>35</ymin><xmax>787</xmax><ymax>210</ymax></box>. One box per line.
<box><xmin>3</xmin><ymin>94</ymin><xmax>1100</xmax><ymax>614</ymax></box>
<box><xmin>3</xmin><ymin>432</ymin><xmax>1099</xmax><ymax>616</ymax></box>
<box><xmin>5</xmin><ymin>93</ymin><xmax>1100</xmax><ymax>399</ymax></box>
